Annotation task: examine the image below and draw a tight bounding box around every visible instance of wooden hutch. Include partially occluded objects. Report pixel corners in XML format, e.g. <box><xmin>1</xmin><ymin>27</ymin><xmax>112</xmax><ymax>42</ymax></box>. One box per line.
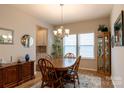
<box><xmin>97</xmin><ymin>32</ymin><xmax>111</xmax><ymax>76</ymax></box>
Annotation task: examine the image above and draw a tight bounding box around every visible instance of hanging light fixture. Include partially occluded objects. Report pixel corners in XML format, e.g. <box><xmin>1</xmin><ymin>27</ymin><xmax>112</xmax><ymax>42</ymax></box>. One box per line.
<box><xmin>53</xmin><ymin>4</ymin><xmax>70</xmax><ymax>39</ymax></box>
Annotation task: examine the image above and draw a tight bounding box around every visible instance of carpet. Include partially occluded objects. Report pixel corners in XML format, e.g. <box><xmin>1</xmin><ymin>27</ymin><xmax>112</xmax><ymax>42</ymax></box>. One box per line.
<box><xmin>31</xmin><ymin>74</ymin><xmax>101</xmax><ymax>88</ymax></box>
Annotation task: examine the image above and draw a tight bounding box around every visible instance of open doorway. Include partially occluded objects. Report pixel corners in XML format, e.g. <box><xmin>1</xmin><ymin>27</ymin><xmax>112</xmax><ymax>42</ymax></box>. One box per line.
<box><xmin>36</xmin><ymin>26</ymin><xmax>48</xmax><ymax>71</ymax></box>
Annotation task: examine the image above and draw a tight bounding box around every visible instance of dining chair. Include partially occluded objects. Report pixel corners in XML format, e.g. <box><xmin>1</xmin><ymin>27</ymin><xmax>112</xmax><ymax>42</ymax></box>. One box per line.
<box><xmin>36</xmin><ymin>55</ymin><xmax>52</xmax><ymax>71</ymax></box>
<box><xmin>41</xmin><ymin>54</ymin><xmax>53</xmax><ymax>61</ymax></box>
<box><xmin>64</xmin><ymin>53</ymin><xmax>75</xmax><ymax>58</ymax></box>
<box><xmin>64</xmin><ymin>56</ymin><xmax>81</xmax><ymax>88</ymax></box>
<box><xmin>38</xmin><ymin>58</ymin><xmax>63</xmax><ymax>88</ymax></box>
<box><xmin>45</xmin><ymin>54</ymin><xmax>53</xmax><ymax>61</ymax></box>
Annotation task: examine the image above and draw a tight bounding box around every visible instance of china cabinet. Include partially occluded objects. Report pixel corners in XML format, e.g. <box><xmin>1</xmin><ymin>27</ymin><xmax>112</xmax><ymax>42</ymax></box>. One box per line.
<box><xmin>97</xmin><ymin>32</ymin><xmax>111</xmax><ymax>76</ymax></box>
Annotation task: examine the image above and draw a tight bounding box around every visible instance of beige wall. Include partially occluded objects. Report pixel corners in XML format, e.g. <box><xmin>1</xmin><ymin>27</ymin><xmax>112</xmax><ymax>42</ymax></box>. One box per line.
<box><xmin>55</xmin><ymin>17</ymin><xmax>110</xmax><ymax>70</ymax></box>
<box><xmin>111</xmin><ymin>5</ymin><xmax>124</xmax><ymax>88</ymax></box>
<box><xmin>0</xmin><ymin>5</ymin><xmax>53</xmax><ymax>72</ymax></box>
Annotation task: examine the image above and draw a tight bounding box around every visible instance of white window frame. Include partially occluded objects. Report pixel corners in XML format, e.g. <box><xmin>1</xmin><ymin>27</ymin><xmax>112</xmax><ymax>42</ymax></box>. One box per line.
<box><xmin>78</xmin><ymin>33</ymin><xmax>95</xmax><ymax>59</ymax></box>
<box><xmin>63</xmin><ymin>33</ymin><xmax>95</xmax><ymax>59</ymax></box>
<box><xmin>63</xmin><ymin>34</ymin><xmax>77</xmax><ymax>57</ymax></box>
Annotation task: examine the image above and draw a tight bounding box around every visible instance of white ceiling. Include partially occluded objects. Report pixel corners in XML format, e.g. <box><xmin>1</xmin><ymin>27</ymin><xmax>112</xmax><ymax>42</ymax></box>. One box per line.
<box><xmin>12</xmin><ymin>4</ymin><xmax>113</xmax><ymax>25</ymax></box>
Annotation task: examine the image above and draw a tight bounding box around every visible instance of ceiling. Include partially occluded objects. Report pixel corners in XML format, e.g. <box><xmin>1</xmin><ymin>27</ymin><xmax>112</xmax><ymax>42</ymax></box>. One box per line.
<box><xmin>12</xmin><ymin>4</ymin><xmax>113</xmax><ymax>25</ymax></box>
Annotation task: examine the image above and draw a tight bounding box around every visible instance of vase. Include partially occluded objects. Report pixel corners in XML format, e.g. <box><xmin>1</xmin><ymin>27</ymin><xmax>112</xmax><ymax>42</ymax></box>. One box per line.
<box><xmin>25</xmin><ymin>54</ymin><xmax>30</xmax><ymax>61</ymax></box>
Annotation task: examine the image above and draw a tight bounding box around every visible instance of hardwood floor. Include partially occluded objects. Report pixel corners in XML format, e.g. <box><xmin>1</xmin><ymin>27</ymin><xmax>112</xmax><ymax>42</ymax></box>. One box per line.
<box><xmin>16</xmin><ymin>69</ymin><xmax>114</xmax><ymax>88</ymax></box>
<box><xmin>16</xmin><ymin>72</ymin><xmax>41</xmax><ymax>88</ymax></box>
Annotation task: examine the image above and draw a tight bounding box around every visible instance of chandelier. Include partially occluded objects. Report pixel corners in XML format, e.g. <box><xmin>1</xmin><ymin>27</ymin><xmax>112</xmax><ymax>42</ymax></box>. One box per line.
<box><xmin>53</xmin><ymin>4</ymin><xmax>70</xmax><ymax>39</ymax></box>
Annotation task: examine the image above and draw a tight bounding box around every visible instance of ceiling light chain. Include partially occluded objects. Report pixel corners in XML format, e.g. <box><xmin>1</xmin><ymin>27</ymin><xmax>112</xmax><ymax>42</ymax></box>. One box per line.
<box><xmin>60</xmin><ymin>4</ymin><xmax>63</xmax><ymax>25</ymax></box>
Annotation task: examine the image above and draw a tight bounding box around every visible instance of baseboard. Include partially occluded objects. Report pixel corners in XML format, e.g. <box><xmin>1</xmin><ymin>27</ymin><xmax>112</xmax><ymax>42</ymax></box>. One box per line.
<box><xmin>34</xmin><ymin>71</ymin><xmax>37</xmax><ymax>75</ymax></box>
<box><xmin>111</xmin><ymin>76</ymin><xmax>116</xmax><ymax>88</ymax></box>
<box><xmin>79</xmin><ymin>67</ymin><xmax>97</xmax><ymax>72</ymax></box>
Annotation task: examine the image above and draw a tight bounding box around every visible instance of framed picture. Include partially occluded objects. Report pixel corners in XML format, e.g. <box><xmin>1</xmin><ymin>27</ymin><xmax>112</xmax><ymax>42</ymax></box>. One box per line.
<box><xmin>114</xmin><ymin>10</ymin><xmax>124</xmax><ymax>46</ymax></box>
<box><xmin>0</xmin><ymin>28</ymin><xmax>14</xmax><ymax>44</ymax></box>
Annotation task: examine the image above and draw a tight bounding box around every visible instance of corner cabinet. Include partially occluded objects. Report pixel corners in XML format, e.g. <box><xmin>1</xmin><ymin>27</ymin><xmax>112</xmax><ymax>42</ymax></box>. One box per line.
<box><xmin>97</xmin><ymin>32</ymin><xmax>111</xmax><ymax>76</ymax></box>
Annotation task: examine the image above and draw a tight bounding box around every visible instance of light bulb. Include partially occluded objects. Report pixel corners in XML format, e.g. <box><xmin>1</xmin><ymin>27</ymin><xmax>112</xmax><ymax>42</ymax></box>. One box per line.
<box><xmin>2</xmin><ymin>35</ymin><xmax>7</xmax><ymax>39</ymax></box>
<box><xmin>58</xmin><ymin>28</ymin><xmax>62</xmax><ymax>34</ymax></box>
<box><xmin>8</xmin><ymin>35</ymin><xmax>12</xmax><ymax>39</ymax></box>
<box><xmin>53</xmin><ymin>30</ymin><xmax>57</xmax><ymax>35</ymax></box>
<box><xmin>65</xmin><ymin>29</ymin><xmax>70</xmax><ymax>35</ymax></box>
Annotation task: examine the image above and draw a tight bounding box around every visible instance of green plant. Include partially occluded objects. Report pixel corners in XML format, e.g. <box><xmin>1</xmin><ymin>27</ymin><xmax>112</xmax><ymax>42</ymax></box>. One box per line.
<box><xmin>98</xmin><ymin>25</ymin><xmax>108</xmax><ymax>32</ymax></box>
<box><xmin>51</xmin><ymin>36</ymin><xmax>63</xmax><ymax>58</ymax></box>
<box><xmin>0</xmin><ymin>35</ymin><xmax>4</xmax><ymax>43</ymax></box>
<box><xmin>114</xmin><ymin>23</ymin><xmax>121</xmax><ymax>31</ymax></box>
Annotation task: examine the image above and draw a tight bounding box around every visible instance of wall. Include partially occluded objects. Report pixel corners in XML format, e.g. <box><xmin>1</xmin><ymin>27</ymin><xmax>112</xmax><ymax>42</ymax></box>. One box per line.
<box><xmin>111</xmin><ymin>5</ymin><xmax>124</xmax><ymax>88</ymax></box>
<box><xmin>55</xmin><ymin>17</ymin><xmax>110</xmax><ymax>70</ymax></box>
<box><xmin>0</xmin><ymin>5</ymin><xmax>53</xmax><ymax>72</ymax></box>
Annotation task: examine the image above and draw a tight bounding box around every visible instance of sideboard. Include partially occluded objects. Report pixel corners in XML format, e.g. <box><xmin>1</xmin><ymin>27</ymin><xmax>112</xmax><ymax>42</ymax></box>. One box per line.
<box><xmin>0</xmin><ymin>61</ymin><xmax>35</xmax><ymax>88</ymax></box>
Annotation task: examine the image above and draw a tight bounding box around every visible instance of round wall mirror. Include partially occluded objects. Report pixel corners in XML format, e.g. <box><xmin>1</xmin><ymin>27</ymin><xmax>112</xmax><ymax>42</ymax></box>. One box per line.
<box><xmin>21</xmin><ymin>35</ymin><xmax>33</xmax><ymax>48</ymax></box>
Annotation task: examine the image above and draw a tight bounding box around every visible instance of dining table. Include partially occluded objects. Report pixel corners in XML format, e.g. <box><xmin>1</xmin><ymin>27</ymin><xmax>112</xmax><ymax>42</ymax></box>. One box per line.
<box><xmin>52</xmin><ymin>58</ymin><xmax>76</xmax><ymax>71</ymax></box>
<box><xmin>50</xmin><ymin>58</ymin><xmax>77</xmax><ymax>86</ymax></box>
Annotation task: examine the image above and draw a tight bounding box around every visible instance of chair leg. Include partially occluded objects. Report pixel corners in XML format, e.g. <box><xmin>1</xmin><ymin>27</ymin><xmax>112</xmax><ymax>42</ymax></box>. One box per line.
<box><xmin>74</xmin><ymin>80</ymin><xmax>76</xmax><ymax>88</ymax></box>
<box><xmin>77</xmin><ymin>74</ymin><xmax>80</xmax><ymax>85</ymax></box>
<box><xmin>73</xmin><ymin>76</ymin><xmax>76</xmax><ymax>88</ymax></box>
<box><xmin>61</xmin><ymin>81</ymin><xmax>64</xmax><ymax>88</ymax></box>
<box><xmin>41</xmin><ymin>81</ymin><xmax>44</xmax><ymax>88</ymax></box>
<box><xmin>51</xmin><ymin>83</ymin><xmax>54</xmax><ymax>88</ymax></box>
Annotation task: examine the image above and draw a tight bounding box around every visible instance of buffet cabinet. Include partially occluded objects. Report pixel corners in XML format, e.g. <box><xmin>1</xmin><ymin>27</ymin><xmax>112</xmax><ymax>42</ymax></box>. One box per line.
<box><xmin>0</xmin><ymin>69</ymin><xmax>3</xmax><ymax>87</ymax></box>
<box><xmin>0</xmin><ymin>61</ymin><xmax>34</xmax><ymax>88</ymax></box>
<box><xmin>97</xmin><ymin>32</ymin><xmax>111</xmax><ymax>76</ymax></box>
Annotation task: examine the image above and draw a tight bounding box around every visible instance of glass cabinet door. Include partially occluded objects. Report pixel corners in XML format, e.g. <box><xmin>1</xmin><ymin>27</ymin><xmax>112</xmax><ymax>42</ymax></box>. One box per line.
<box><xmin>97</xmin><ymin>36</ymin><xmax>104</xmax><ymax>72</ymax></box>
<box><xmin>104</xmin><ymin>34</ymin><xmax>111</xmax><ymax>74</ymax></box>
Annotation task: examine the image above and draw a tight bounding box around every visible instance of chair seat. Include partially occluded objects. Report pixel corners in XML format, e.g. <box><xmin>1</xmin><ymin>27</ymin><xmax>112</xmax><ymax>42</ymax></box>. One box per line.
<box><xmin>64</xmin><ymin>70</ymin><xmax>78</xmax><ymax>82</ymax></box>
<box><xmin>67</xmin><ymin>69</ymin><xmax>78</xmax><ymax>75</ymax></box>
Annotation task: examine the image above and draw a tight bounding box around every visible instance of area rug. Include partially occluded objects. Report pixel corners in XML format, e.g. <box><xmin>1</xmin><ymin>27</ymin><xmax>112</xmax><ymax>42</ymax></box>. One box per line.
<box><xmin>31</xmin><ymin>74</ymin><xmax>101</xmax><ymax>88</ymax></box>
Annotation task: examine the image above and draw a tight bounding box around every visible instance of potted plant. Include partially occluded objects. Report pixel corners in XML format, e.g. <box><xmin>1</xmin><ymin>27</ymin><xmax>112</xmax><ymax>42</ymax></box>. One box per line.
<box><xmin>51</xmin><ymin>36</ymin><xmax>63</xmax><ymax>58</ymax></box>
<box><xmin>98</xmin><ymin>25</ymin><xmax>108</xmax><ymax>32</ymax></box>
<box><xmin>114</xmin><ymin>23</ymin><xmax>121</xmax><ymax>31</ymax></box>
<box><xmin>0</xmin><ymin>36</ymin><xmax>4</xmax><ymax>43</ymax></box>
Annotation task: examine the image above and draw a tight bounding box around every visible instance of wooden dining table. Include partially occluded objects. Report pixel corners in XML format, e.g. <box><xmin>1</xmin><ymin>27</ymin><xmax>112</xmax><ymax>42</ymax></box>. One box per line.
<box><xmin>52</xmin><ymin>58</ymin><xmax>76</xmax><ymax>71</ymax></box>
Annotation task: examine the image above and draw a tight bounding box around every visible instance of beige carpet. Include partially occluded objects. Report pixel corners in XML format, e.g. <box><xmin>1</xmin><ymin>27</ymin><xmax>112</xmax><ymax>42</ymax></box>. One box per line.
<box><xmin>31</xmin><ymin>74</ymin><xmax>101</xmax><ymax>88</ymax></box>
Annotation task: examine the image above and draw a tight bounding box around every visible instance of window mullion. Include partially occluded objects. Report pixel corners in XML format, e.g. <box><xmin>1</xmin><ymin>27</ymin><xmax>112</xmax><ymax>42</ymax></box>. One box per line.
<box><xmin>76</xmin><ymin>34</ymin><xmax>78</xmax><ymax>57</ymax></box>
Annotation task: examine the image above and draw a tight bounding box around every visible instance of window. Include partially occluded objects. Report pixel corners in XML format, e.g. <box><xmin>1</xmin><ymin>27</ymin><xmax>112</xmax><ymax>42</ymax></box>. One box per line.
<box><xmin>78</xmin><ymin>33</ymin><xmax>94</xmax><ymax>58</ymax></box>
<box><xmin>63</xmin><ymin>33</ymin><xmax>95</xmax><ymax>59</ymax></box>
<box><xmin>63</xmin><ymin>34</ymin><xmax>76</xmax><ymax>57</ymax></box>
